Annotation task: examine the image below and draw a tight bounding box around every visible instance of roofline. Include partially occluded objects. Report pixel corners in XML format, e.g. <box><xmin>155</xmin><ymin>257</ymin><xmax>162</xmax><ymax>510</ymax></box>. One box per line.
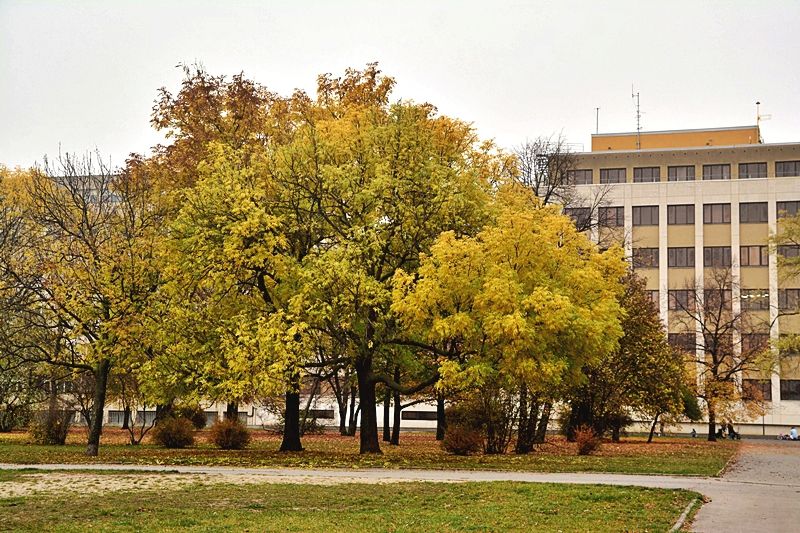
<box><xmin>591</xmin><ymin>125</ymin><xmax>759</xmax><ymax>138</ymax></box>
<box><xmin>575</xmin><ymin>141</ymin><xmax>800</xmax><ymax>156</ymax></box>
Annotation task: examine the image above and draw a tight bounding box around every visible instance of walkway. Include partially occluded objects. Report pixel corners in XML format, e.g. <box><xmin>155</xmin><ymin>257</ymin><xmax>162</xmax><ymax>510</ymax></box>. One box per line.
<box><xmin>2</xmin><ymin>439</ymin><xmax>799</xmax><ymax>531</ymax></box>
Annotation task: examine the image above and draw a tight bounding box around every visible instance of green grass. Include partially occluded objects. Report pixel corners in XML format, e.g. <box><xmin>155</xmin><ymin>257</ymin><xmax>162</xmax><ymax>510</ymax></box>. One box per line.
<box><xmin>0</xmin><ymin>479</ymin><xmax>699</xmax><ymax>532</ymax></box>
<box><xmin>0</xmin><ymin>431</ymin><xmax>738</xmax><ymax>476</ymax></box>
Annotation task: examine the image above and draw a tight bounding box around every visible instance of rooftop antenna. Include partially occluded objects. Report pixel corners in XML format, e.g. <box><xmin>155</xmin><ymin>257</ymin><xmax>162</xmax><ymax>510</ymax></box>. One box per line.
<box><xmin>631</xmin><ymin>86</ymin><xmax>642</xmax><ymax>149</ymax></box>
<box><xmin>595</xmin><ymin>107</ymin><xmax>600</xmax><ymax>134</ymax></box>
<box><xmin>756</xmin><ymin>101</ymin><xmax>771</xmax><ymax>143</ymax></box>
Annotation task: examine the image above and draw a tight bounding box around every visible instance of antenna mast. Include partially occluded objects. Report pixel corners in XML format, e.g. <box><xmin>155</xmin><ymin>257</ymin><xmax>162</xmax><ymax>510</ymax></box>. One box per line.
<box><xmin>632</xmin><ymin>87</ymin><xmax>641</xmax><ymax>149</ymax></box>
<box><xmin>755</xmin><ymin>101</ymin><xmax>771</xmax><ymax>143</ymax></box>
<box><xmin>595</xmin><ymin>107</ymin><xmax>600</xmax><ymax>134</ymax></box>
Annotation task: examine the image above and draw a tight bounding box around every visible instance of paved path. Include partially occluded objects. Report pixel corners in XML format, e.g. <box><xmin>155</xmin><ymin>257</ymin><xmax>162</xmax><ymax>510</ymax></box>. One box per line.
<box><xmin>2</xmin><ymin>440</ymin><xmax>799</xmax><ymax>531</ymax></box>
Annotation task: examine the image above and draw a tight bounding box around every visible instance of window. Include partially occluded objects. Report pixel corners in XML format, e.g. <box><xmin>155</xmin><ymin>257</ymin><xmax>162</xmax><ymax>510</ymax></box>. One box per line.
<box><xmin>632</xmin><ymin>205</ymin><xmax>659</xmax><ymax>226</ymax></box>
<box><xmin>633</xmin><ymin>248</ymin><xmax>659</xmax><ymax>268</ymax></box>
<box><xmin>567</xmin><ymin>169</ymin><xmax>593</xmax><ymax>185</ymax></box>
<box><xmin>780</xmin><ymin>380</ymin><xmax>800</xmax><ymax>401</ymax></box>
<box><xmin>600</xmin><ymin>168</ymin><xmax>626</xmax><ymax>184</ymax></box>
<box><xmin>633</xmin><ymin>166</ymin><xmax>660</xmax><ymax>183</ymax></box>
<box><xmin>667</xmin><ymin>204</ymin><xmax>695</xmax><ymax>225</ymax></box>
<box><xmin>108</xmin><ymin>410</ymin><xmax>126</xmax><ymax>426</ymax></box>
<box><xmin>564</xmin><ymin>207</ymin><xmax>591</xmax><ymax>229</ymax></box>
<box><xmin>704</xmin><ymin>246</ymin><xmax>732</xmax><ymax>267</ymax></box>
<box><xmin>668</xmin><ymin>165</ymin><xmax>695</xmax><ymax>181</ymax></box>
<box><xmin>704</xmin><ymin>333</ymin><xmax>733</xmax><ymax>357</ymax></box>
<box><xmin>402</xmin><ymin>411</ymin><xmax>438</xmax><ymax>421</ymax></box>
<box><xmin>740</xmin><ymin>245</ymin><xmax>769</xmax><ymax>266</ymax></box>
<box><xmin>598</xmin><ymin>206</ymin><xmax>624</xmax><ymax>228</ymax></box>
<box><xmin>778</xmin><ymin>245</ymin><xmax>800</xmax><ymax>259</ymax></box>
<box><xmin>705</xmin><ymin>289</ymin><xmax>732</xmax><ymax>310</ymax></box>
<box><xmin>308</xmin><ymin>409</ymin><xmax>335</xmax><ymax>419</ymax></box>
<box><xmin>702</xmin><ymin>164</ymin><xmax>731</xmax><ymax>180</ymax></box>
<box><xmin>646</xmin><ymin>290</ymin><xmax>659</xmax><ymax>308</ymax></box>
<box><xmin>669</xmin><ymin>333</ymin><xmax>696</xmax><ymax>353</ymax></box>
<box><xmin>740</xmin><ymin>202</ymin><xmax>768</xmax><ymax>223</ymax></box>
<box><xmin>777</xmin><ymin>201</ymin><xmax>800</xmax><ymax>218</ymax></box>
<box><xmin>668</xmin><ymin>247</ymin><xmax>695</xmax><ymax>267</ymax></box>
<box><xmin>779</xmin><ymin>289</ymin><xmax>800</xmax><ymax>311</ymax></box>
<box><xmin>738</xmin><ymin>162</ymin><xmax>767</xmax><ymax>179</ymax></box>
<box><xmin>703</xmin><ymin>203</ymin><xmax>731</xmax><ymax>224</ymax></box>
<box><xmin>743</xmin><ymin>379</ymin><xmax>772</xmax><ymax>401</ymax></box>
<box><xmin>742</xmin><ymin>333</ymin><xmax>769</xmax><ymax>354</ymax></box>
<box><xmin>668</xmin><ymin>289</ymin><xmax>696</xmax><ymax>311</ymax></box>
<box><xmin>776</xmin><ymin>161</ymin><xmax>800</xmax><ymax>178</ymax></box>
<box><xmin>741</xmin><ymin>289</ymin><xmax>769</xmax><ymax>310</ymax></box>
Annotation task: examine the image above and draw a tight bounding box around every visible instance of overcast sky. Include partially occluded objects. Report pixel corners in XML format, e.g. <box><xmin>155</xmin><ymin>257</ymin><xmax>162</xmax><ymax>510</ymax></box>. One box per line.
<box><xmin>2</xmin><ymin>0</ymin><xmax>799</xmax><ymax>169</ymax></box>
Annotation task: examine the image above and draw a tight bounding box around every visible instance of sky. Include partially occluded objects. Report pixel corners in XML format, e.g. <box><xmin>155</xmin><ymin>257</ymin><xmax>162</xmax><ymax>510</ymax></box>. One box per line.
<box><xmin>1</xmin><ymin>0</ymin><xmax>799</xmax><ymax>169</ymax></box>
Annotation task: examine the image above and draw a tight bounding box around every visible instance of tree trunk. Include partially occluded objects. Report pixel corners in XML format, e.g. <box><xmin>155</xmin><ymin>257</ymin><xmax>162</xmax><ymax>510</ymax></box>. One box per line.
<box><xmin>85</xmin><ymin>359</ymin><xmax>111</xmax><ymax>457</ymax></box>
<box><xmin>347</xmin><ymin>385</ymin><xmax>358</xmax><ymax>436</ymax></box>
<box><xmin>707</xmin><ymin>402</ymin><xmax>717</xmax><ymax>442</ymax></box>
<box><xmin>382</xmin><ymin>387</ymin><xmax>391</xmax><ymax>442</ymax></box>
<box><xmin>534</xmin><ymin>401</ymin><xmax>551</xmax><ymax>444</ymax></box>
<box><xmin>121</xmin><ymin>406</ymin><xmax>130</xmax><ymax>430</ymax></box>
<box><xmin>435</xmin><ymin>394</ymin><xmax>446</xmax><ymax>441</ymax></box>
<box><xmin>647</xmin><ymin>413</ymin><xmax>660</xmax><ymax>443</ymax></box>
<box><xmin>337</xmin><ymin>379</ymin><xmax>350</xmax><ymax>436</ymax></box>
<box><xmin>611</xmin><ymin>423</ymin><xmax>620</xmax><ymax>443</ymax></box>
<box><xmin>280</xmin><ymin>390</ymin><xmax>303</xmax><ymax>451</ymax></box>
<box><xmin>356</xmin><ymin>361</ymin><xmax>381</xmax><ymax>454</ymax></box>
<box><xmin>390</xmin><ymin>368</ymin><xmax>401</xmax><ymax>445</ymax></box>
<box><xmin>225</xmin><ymin>402</ymin><xmax>239</xmax><ymax>421</ymax></box>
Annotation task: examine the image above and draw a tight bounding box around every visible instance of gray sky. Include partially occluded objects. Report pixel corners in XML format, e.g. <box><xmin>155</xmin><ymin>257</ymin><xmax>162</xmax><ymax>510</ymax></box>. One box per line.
<box><xmin>2</xmin><ymin>0</ymin><xmax>799</xmax><ymax>169</ymax></box>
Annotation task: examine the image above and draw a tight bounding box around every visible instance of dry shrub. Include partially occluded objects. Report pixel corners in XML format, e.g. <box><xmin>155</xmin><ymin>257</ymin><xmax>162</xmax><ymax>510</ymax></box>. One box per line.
<box><xmin>575</xmin><ymin>425</ymin><xmax>601</xmax><ymax>455</ymax></box>
<box><xmin>29</xmin><ymin>409</ymin><xmax>74</xmax><ymax>445</ymax></box>
<box><xmin>210</xmin><ymin>418</ymin><xmax>251</xmax><ymax>450</ymax></box>
<box><xmin>152</xmin><ymin>417</ymin><xmax>195</xmax><ymax>449</ymax></box>
<box><xmin>176</xmin><ymin>405</ymin><xmax>208</xmax><ymax>430</ymax></box>
<box><xmin>442</xmin><ymin>425</ymin><xmax>483</xmax><ymax>456</ymax></box>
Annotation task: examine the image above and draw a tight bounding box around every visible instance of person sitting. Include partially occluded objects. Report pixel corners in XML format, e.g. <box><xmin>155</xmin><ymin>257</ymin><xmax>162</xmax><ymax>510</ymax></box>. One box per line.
<box><xmin>690</xmin><ymin>428</ymin><xmax>697</xmax><ymax>438</ymax></box>
<box><xmin>791</xmin><ymin>426</ymin><xmax>798</xmax><ymax>440</ymax></box>
<box><xmin>727</xmin><ymin>422</ymin><xmax>739</xmax><ymax>440</ymax></box>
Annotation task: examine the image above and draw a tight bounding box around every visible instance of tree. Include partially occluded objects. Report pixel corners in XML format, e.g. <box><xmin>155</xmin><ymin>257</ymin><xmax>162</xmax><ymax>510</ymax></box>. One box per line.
<box><xmin>565</xmin><ymin>272</ymin><xmax>685</xmax><ymax>442</ymax></box>
<box><xmin>671</xmin><ymin>268</ymin><xmax>775</xmax><ymax>441</ymax></box>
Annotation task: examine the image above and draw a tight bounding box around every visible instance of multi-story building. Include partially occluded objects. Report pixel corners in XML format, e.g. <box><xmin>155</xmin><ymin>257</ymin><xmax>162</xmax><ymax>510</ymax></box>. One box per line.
<box><xmin>571</xmin><ymin>125</ymin><xmax>800</xmax><ymax>434</ymax></box>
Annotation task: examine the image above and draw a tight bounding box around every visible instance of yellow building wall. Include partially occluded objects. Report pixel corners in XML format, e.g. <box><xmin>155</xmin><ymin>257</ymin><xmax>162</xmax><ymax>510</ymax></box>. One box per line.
<box><xmin>592</xmin><ymin>126</ymin><xmax>760</xmax><ymax>152</ymax></box>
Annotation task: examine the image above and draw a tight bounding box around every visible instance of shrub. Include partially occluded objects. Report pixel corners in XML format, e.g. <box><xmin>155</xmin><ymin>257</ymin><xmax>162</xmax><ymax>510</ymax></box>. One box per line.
<box><xmin>152</xmin><ymin>417</ymin><xmax>195</xmax><ymax>449</ymax></box>
<box><xmin>176</xmin><ymin>405</ymin><xmax>208</xmax><ymax>430</ymax></box>
<box><xmin>575</xmin><ymin>425</ymin><xmax>602</xmax><ymax>456</ymax></box>
<box><xmin>210</xmin><ymin>418</ymin><xmax>251</xmax><ymax>450</ymax></box>
<box><xmin>441</xmin><ymin>424</ymin><xmax>483</xmax><ymax>456</ymax></box>
<box><xmin>29</xmin><ymin>409</ymin><xmax>73</xmax><ymax>445</ymax></box>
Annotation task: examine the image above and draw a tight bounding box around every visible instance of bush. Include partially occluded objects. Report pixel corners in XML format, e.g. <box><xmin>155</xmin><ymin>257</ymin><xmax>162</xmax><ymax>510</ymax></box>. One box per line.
<box><xmin>29</xmin><ymin>409</ymin><xmax>74</xmax><ymax>445</ymax></box>
<box><xmin>152</xmin><ymin>417</ymin><xmax>195</xmax><ymax>449</ymax></box>
<box><xmin>441</xmin><ymin>424</ymin><xmax>483</xmax><ymax>456</ymax></box>
<box><xmin>176</xmin><ymin>405</ymin><xmax>208</xmax><ymax>430</ymax></box>
<box><xmin>575</xmin><ymin>425</ymin><xmax>601</xmax><ymax>456</ymax></box>
<box><xmin>210</xmin><ymin>418</ymin><xmax>251</xmax><ymax>450</ymax></box>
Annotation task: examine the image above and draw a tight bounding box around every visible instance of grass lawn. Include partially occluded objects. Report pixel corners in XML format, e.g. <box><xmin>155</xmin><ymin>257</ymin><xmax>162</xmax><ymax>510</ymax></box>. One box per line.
<box><xmin>0</xmin><ymin>477</ymin><xmax>700</xmax><ymax>532</ymax></box>
<box><xmin>0</xmin><ymin>429</ymin><xmax>737</xmax><ymax>476</ymax></box>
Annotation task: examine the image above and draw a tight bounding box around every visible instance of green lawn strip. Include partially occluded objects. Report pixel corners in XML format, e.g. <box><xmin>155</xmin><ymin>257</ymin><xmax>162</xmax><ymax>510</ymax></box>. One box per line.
<box><xmin>0</xmin><ymin>480</ymin><xmax>699</xmax><ymax>532</ymax></box>
<box><xmin>0</xmin><ymin>440</ymin><xmax>735</xmax><ymax>476</ymax></box>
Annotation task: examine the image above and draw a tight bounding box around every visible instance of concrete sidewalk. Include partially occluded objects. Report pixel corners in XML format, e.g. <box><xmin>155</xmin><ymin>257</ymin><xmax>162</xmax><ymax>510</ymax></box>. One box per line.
<box><xmin>2</xmin><ymin>440</ymin><xmax>799</xmax><ymax>531</ymax></box>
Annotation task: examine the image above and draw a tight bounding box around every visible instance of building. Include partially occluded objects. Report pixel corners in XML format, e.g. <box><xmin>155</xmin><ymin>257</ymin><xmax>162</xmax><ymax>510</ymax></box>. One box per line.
<box><xmin>571</xmin><ymin>125</ymin><xmax>800</xmax><ymax>434</ymax></box>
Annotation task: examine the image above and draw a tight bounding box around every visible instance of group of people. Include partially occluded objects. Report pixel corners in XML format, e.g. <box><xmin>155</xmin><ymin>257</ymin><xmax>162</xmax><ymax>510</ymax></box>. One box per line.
<box><xmin>688</xmin><ymin>422</ymin><xmax>740</xmax><ymax>439</ymax></box>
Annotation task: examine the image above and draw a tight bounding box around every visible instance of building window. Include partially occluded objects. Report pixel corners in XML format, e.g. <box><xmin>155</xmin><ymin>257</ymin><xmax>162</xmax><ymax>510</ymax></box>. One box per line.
<box><xmin>668</xmin><ymin>289</ymin><xmax>696</xmax><ymax>311</ymax></box>
<box><xmin>567</xmin><ymin>169</ymin><xmax>593</xmax><ymax>185</ymax></box>
<box><xmin>598</xmin><ymin>206</ymin><xmax>624</xmax><ymax>228</ymax></box>
<box><xmin>668</xmin><ymin>165</ymin><xmax>695</xmax><ymax>182</ymax></box>
<box><xmin>668</xmin><ymin>333</ymin><xmax>696</xmax><ymax>353</ymax></box>
<box><xmin>632</xmin><ymin>205</ymin><xmax>659</xmax><ymax>226</ymax></box>
<box><xmin>702</xmin><ymin>164</ymin><xmax>731</xmax><ymax>180</ymax></box>
<box><xmin>776</xmin><ymin>161</ymin><xmax>800</xmax><ymax>178</ymax></box>
<box><xmin>704</xmin><ymin>246</ymin><xmax>732</xmax><ymax>267</ymax></box>
<box><xmin>743</xmin><ymin>379</ymin><xmax>772</xmax><ymax>401</ymax></box>
<box><xmin>402</xmin><ymin>410</ymin><xmax>438</xmax><ymax>421</ymax></box>
<box><xmin>632</xmin><ymin>248</ymin><xmax>659</xmax><ymax>268</ymax></box>
<box><xmin>742</xmin><ymin>333</ymin><xmax>769</xmax><ymax>354</ymax></box>
<box><xmin>703</xmin><ymin>203</ymin><xmax>731</xmax><ymax>224</ymax></box>
<box><xmin>600</xmin><ymin>168</ymin><xmax>626</xmax><ymax>184</ymax></box>
<box><xmin>780</xmin><ymin>380</ymin><xmax>800</xmax><ymax>401</ymax></box>
<box><xmin>667</xmin><ymin>247</ymin><xmax>695</xmax><ymax>267</ymax></box>
<box><xmin>667</xmin><ymin>204</ymin><xmax>695</xmax><ymax>225</ymax></box>
<box><xmin>779</xmin><ymin>245</ymin><xmax>800</xmax><ymax>259</ymax></box>
<box><xmin>563</xmin><ymin>207</ymin><xmax>591</xmax><ymax>229</ymax></box>
<box><xmin>647</xmin><ymin>290</ymin><xmax>659</xmax><ymax>308</ymax></box>
<box><xmin>739</xmin><ymin>162</ymin><xmax>767</xmax><ymax>179</ymax></box>
<box><xmin>633</xmin><ymin>166</ymin><xmax>660</xmax><ymax>183</ymax></box>
<box><xmin>741</xmin><ymin>288</ymin><xmax>769</xmax><ymax>310</ymax></box>
<box><xmin>705</xmin><ymin>289</ymin><xmax>732</xmax><ymax>310</ymax></box>
<box><xmin>740</xmin><ymin>202</ymin><xmax>768</xmax><ymax>223</ymax></box>
<box><xmin>779</xmin><ymin>289</ymin><xmax>800</xmax><ymax>311</ymax></box>
<box><xmin>777</xmin><ymin>201</ymin><xmax>800</xmax><ymax>218</ymax></box>
<box><xmin>740</xmin><ymin>245</ymin><xmax>769</xmax><ymax>266</ymax></box>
